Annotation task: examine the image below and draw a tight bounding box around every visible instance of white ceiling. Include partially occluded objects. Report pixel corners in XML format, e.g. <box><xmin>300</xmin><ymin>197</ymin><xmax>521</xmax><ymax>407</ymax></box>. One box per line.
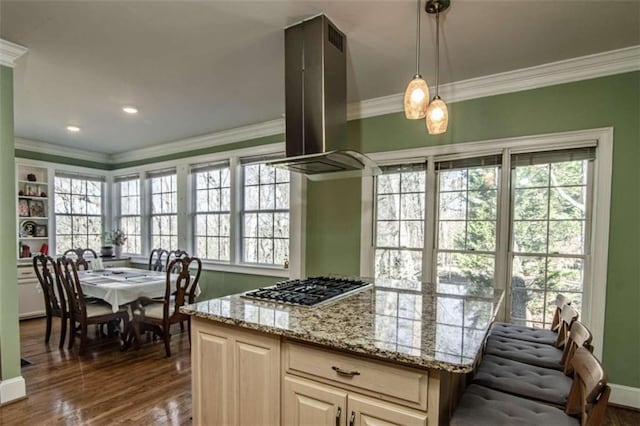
<box><xmin>2</xmin><ymin>0</ymin><xmax>639</xmax><ymax>155</ymax></box>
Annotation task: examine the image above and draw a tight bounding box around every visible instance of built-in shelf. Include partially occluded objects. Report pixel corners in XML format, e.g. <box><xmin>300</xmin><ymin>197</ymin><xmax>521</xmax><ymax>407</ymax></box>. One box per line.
<box><xmin>17</xmin><ymin>164</ymin><xmax>50</xmax><ymax>260</ymax></box>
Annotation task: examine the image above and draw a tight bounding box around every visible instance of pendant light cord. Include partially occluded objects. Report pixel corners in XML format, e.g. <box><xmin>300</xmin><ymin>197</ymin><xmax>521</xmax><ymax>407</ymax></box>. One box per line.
<box><xmin>435</xmin><ymin>5</ymin><xmax>440</xmax><ymax>97</ymax></box>
<box><xmin>416</xmin><ymin>0</ymin><xmax>421</xmax><ymax>75</ymax></box>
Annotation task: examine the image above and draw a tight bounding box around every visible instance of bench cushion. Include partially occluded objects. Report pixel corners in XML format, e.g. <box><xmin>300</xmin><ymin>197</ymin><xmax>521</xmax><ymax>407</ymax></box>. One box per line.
<box><xmin>490</xmin><ymin>322</ymin><xmax>558</xmax><ymax>346</ymax></box>
<box><xmin>473</xmin><ymin>355</ymin><xmax>572</xmax><ymax>406</ymax></box>
<box><xmin>450</xmin><ymin>384</ymin><xmax>578</xmax><ymax>426</ymax></box>
<box><xmin>485</xmin><ymin>335</ymin><xmax>564</xmax><ymax>370</ymax></box>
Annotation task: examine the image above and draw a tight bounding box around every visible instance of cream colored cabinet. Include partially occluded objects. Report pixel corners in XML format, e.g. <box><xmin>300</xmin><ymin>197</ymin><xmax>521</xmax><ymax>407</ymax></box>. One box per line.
<box><xmin>190</xmin><ymin>317</ymin><xmax>280</xmax><ymax>426</ymax></box>
<box><xmin>17</xmin><ymin>265</ymin><xmax>45</xmax><ymax>319</ymax></box>
<box><xmin>283</xmin><ymin>375</ymin><xmax>348</xmax><ymax>426</ymax></box>
<box><xmin>283</xmin><ymin>376</ymin><xmax>427</xmax><ymax>426</ymax></box>
<box><xmin>348</xmin><ymin>393</ymin><xmax>427</xmax><ymax>426</ymax></box>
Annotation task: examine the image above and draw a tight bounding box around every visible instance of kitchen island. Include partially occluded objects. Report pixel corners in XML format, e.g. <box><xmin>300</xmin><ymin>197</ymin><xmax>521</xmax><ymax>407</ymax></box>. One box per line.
<box><xmin>182</xmin><ymin>279</ymin><xmax>503</xmax><ymax>426</ymax></box>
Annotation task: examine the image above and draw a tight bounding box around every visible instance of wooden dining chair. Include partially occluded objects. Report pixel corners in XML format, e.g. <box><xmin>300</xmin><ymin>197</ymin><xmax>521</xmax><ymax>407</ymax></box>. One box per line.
<box><xmin>131</xmin><ymin>256</ymin><xmax>202</xmax><ymax>357</ymax></box>
<box><xmin>33</xmin><ymin>254</ymin><xmax>68</xmax><ymax>348</ymax></box>
<box><xmin>56</xmin><ymin>256</ymin><xmax>129</xmax><ymax>354</ymax></box>
<box><xmin>62</xmin><ymin>248</ymin><xmax>98</xmax><ymax>271</ymax></box>
<box><xmin>148</xmin><ymin>248</ymin><xmax>169</xmax><ymax>272</ymax></box>
<box><xmin>451</xmin><ymin>347</ymin><xmax>609</xmax><ymax>426</ymax></box>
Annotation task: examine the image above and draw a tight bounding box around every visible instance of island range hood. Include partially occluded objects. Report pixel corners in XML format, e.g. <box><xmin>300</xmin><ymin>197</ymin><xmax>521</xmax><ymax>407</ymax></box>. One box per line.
<box><xmin>269</xmin><ymin>14</ymin><xmax>379</xmax><ymax>180</ymax></box>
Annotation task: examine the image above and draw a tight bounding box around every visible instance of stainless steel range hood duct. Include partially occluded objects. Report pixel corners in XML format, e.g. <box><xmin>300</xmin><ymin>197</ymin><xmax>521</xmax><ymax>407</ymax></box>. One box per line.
<box><xmin>269</xmin><ymin>14</ymin><xmax>379</xmax><ymax>181</ymax></box>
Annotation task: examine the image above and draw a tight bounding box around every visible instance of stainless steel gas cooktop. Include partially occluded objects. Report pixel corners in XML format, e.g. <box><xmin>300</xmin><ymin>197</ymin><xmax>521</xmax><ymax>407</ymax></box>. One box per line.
<box><xmin>242</xmin><ymin>276</ymin><xmax>371</xmax><ymax>307</ymax></box>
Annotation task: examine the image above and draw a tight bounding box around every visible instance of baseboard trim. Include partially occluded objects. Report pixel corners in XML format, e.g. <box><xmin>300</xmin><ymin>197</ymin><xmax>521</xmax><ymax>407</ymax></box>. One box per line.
<box><xmin>0</xmin><ymin>376</ymin><xmax>26</xmax><ymax>405</ymax></box>
<box><xmin>610</xmin><ymin>383</ymin><xmax>640</xmax><ymax>409</ymax></box>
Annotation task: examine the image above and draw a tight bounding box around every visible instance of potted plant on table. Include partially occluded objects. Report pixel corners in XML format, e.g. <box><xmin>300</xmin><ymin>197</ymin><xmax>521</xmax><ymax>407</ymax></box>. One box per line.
<box><xmin>111</xmin><ymin>229</ymin><xmax>127</xmax><ymax>258</ymax></box>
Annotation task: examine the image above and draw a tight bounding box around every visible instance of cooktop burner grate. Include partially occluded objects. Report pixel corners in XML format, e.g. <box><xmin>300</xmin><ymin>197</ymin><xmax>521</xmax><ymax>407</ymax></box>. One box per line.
<box><xmin>243</xmin><ymin>276</ymin><xmax>371</xmax><ymax>307</ymax></box>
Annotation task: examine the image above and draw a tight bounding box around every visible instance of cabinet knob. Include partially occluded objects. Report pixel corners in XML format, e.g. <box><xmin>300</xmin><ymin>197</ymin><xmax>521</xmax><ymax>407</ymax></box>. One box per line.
<box><xmin>349</xmin><ymin>411</ymin><xmax>355</xmax><ymax>426</ymax></box>
<box><xmin>335</xmin><ymin>406</ymin><xmax>342</xmax><ymax>426</ymax></box>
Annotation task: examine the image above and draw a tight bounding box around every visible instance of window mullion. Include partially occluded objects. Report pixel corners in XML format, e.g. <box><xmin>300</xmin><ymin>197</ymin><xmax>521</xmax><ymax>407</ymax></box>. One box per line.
<box><xmin>424</xmin><ymin>157</ymin><xmax>436</xmax><ymax>283</ymax></box>
<box><xmin>495</xmin><ymin>147</ymin><xmax>512</xmax><ymax>322</ymax></box>
<box><xmin>229</xmin><ymin>157</ymin><xmax>240</xmax><ymax>264</ymax></box>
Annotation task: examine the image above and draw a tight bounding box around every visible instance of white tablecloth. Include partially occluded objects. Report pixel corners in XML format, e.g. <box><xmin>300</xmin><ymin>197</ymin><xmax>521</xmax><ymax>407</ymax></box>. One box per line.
<box><xmin>78</xmin><ymin>267</ymin><xmax>200</xmax><ymax>312</ymax></box>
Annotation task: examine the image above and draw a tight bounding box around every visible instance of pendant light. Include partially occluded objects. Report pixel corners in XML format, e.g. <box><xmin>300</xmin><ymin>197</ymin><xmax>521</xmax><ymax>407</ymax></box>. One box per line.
<box><xmin>425</xmin><ymin>0</ymin><xmax>450</xmax><ymax>134</ymax></box>
<box><xmin>403</xmin><ymin>0</ymin><xmax>429</xmax><ymax>119</ymax></box>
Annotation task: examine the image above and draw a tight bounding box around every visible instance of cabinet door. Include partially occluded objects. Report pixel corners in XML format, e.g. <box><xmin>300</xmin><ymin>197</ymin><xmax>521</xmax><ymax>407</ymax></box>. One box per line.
<box><xmin>191</xmin><ymin>318</ymin><xmax>281</xmax><ymax>426</ymax></box>
<box><xmin>191</xmin><ymin>321</ymin><xmax>233</xmax><ymax>426</ymax></box>
<box><xmin>234</xmin><ymin>333</ymin><xmax>281</xmax><ymax>426</ymax></box>
<box><xmin>18</xmin><ymin>279</ymin><xmax>45</xmax><ymax>319</ymax></box>
<box><xmin>283</xmin><ymin>375</ymin><xmax>348</xmax><ymax>426</ymax></box>
<box><xmin>347</xmin><ymin>393</ymin><xmax>427</xmax><ymax>426</ymax></box>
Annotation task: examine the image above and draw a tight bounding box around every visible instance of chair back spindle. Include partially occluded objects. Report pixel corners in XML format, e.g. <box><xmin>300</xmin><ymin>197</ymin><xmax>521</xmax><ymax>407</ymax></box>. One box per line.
<box><xmin>148</xmin><ymin>248</ymin><xmax>169</xmax><ymax>272</ymax></box>
<box><xmin>33</xmin><ymin>255</ymin><xmax>65</xmax><ymax>316</ymax></box>
<box><xmin>166</xmin><ymin>249</ymin><xmax>189</xmax><ymax>273</ymax></box>
<box><xmin>550</xmin><ymin>294</ymin><xmax>572</xmax><ymax>332</ymax></box>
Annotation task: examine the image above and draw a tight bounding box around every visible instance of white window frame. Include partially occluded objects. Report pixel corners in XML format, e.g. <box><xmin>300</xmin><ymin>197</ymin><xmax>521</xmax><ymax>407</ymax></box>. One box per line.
<box><xmin>361</xmin><ymin>128</ymin><xmax>613</xmax><ymax>359</ymax></box>
<box><xmin>53</xmin><ymin>172</ymin><xmax>106</xmax><ymax>255</ymax></box>
<box><xmin>147</xmin><ymin>169</ymin><xmax>179</xmax><ymax>252</ymax></box>
<box><xmin>191</xmin><ymin>162</ymin><xmax>232</xmax><ymax>262</ymax></box>
<box><xmin>112</xmin><ymin>142</ymin><xmax>305</xmax><ymax>279</ymax></box>
<box><xmin>114</xmin><ymin>175</ymin><xmax>142</xmax><ymax>255</ymax></box>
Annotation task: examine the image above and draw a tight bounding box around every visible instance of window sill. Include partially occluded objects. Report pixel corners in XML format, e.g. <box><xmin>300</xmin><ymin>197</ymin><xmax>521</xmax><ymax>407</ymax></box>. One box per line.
<box><xmin>128</xmin><ymin>256</ymin><xmax>290</xmax><ymax>278</ymax></box>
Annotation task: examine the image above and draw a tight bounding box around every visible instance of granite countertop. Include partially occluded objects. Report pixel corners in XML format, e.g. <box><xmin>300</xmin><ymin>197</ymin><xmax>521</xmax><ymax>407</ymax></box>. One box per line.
<box><xmin>181</xmin><ymin>279</ymin><xmax>504</xmax><ymax>373</ymax></box>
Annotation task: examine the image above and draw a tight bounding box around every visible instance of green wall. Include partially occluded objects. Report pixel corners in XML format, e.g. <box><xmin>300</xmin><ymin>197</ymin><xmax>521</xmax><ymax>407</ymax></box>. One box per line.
<box><xmin>195</xmin><ymin>270</ymin><xmax>280</xmax><ymax>301</ymax></box>
<box><xmin>306</xmin><ymin>71</ymin><xmax>640</xmax><ymax>388</ymax></box>
<box><xmin>0</xmin><ymin>65</ymin><xmax>21</xmax><ymax>381</ymax></box>
<box><xmin>113</xmin><ymin>133</ymin><xmax>284</xmax><ymax>169</ymax></box>
<box><xmin>15</xmin><ymin>148</ymin><xmax>111</xmax><ymax>170</ymax></box>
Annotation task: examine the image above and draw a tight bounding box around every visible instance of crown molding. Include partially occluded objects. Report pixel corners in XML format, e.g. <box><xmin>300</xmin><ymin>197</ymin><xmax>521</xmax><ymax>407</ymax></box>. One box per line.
<box><xmin>0</xmin><ymin>39</ymin><xmax>28</xmax><ymax>68</ymax></box>
<box><xmin>349</xmin><ymin>45</ymin><xmax>640</xmax><ymax>120</ymax></box>
<box><xmin>109</xmin><ymin>118</ymin><xmax>285</xmax><ymax>164</ymax></box>
<box><xmin>15</xmin><ymin>137</ymin><xmax>112</xmax><ymax>164</ymax></box>
<box><xmin>15</xmin><ymin>46</ymin><xmax>639</xmax><ymax>165</ymax></box>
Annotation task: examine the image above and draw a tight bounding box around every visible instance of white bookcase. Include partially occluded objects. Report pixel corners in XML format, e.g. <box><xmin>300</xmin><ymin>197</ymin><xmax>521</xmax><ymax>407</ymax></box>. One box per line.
<box><xmin>16</xmin><ymin>163</ymin><xmax>51</xmax><ymax>261</ymax></box>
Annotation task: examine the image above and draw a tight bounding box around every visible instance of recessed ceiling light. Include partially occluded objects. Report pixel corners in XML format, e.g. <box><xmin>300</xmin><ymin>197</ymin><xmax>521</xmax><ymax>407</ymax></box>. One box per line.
<box><xmin>66</xmin><ymin>125</ymin><xmax>80</xmax><ymax>132</ymax></box>
<box><xmin>122</xmin><ymin>106</ymin><xmax>138</xmax><ymax>114</ymax></box>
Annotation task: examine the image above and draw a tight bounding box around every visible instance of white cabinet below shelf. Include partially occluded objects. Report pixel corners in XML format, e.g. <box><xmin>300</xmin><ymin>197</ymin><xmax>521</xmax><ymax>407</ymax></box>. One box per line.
<box><xmin>17</xmin><ymin>267</ymin><xmax>45</xmax><ymax>319</ymax></box>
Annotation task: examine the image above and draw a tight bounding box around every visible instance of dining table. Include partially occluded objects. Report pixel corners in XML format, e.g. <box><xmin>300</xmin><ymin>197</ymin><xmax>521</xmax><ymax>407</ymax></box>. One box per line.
<box><xmin>78</xmin><ymin>266</ymin><xmax>201</xmax><ymax>312</ymax></box>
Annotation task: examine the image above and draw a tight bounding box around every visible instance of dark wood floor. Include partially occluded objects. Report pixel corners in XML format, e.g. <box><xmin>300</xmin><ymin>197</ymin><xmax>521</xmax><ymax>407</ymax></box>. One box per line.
<box><xmin>1</xmin><ymin>318</ymin><xmax>638</xmax><ymax>425</ymax></box>
<box><xmin>1</xmin><ymin>318</ymin><xmax>192</xmax><ymax>425</ymax></box>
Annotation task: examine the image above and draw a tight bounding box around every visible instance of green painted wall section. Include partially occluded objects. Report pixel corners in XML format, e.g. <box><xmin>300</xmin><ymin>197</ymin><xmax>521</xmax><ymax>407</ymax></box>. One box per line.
<box><xmin>128</xmin><ymin>260</ymin><xmax>279</xmax><ymax>301</ymax></box>
<box><xmin>113</xmin><ymin>133</ymin><xmax>284</xmax><ymax>169</ymax></box>
<box><xmin>307</xmin><ymin>72</ymin><xmax>640</xmax><ymax>388</ymax></box>
<box><xmin>0</xmin><ymin>66</ymin><xmax>21</xmax><ymax>380</ymax></box>
<box><xmin>194</xmin><ymin>270</ymin><xmax>280</xmax><ymax>301</ymax></box>
<box><xmin>14</xmin><ymin>149</ymin><xmax>111</xmax><ymax>170</ymax></box>
<box><xmin>306</xmin><ymin>178</ymin><xmax>363</xmax><ymax>277</ymax></box>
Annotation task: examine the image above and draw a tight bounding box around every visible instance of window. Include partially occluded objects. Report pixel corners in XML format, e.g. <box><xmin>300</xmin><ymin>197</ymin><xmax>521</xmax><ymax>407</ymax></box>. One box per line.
<box><xmin>436</xmin><ymin>156</ymin><xmax>501</xmax><ymax>289</ymax></box>
<box><xmin>54</xmin><ymin>174</ymin><xmax>103</xmax><ymax>254</ymax></box>
<box><xmin>509</xmin><ymin>148</ymin><xmax>594</xmax><ymax>328</ymax></box>
<box><xmin>241</xmin><ymin>162</ymin><xmax>290</xmax><ymax>266</ymax></box>
<box><xmin>374</xmin><ymin>164</ymin><xmax>426</xmax><ymax>280</ymax></box>
<box><xmin>192</xmin><ymin>163</ymin><xmax>231</xmax><ymax>261</ymax></box>
<box><xmin>149</xmin><ymin>170</ymin><xmax>177</xmax><ymax>250</ymax></box>
<box><xmin>367</xmin><ymin>142</ymin><xmax>601</xmax><ymax>330</ymax></box>
<box><xmin>117</xmin><ymin>176</ymin><xmax>141</xmax><ymax>254</ymax></box>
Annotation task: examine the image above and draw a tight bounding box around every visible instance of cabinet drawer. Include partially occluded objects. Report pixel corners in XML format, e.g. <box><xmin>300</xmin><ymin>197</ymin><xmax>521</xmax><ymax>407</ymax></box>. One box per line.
<box><xmin>17</xmin><ymin>267</ymin><xmax>36</xmax><ymax>280</ymax></box>
<box><xmin>284</xmin><ymin>341</ymin><xmax>429</xmax><ymax>410</ymax></box>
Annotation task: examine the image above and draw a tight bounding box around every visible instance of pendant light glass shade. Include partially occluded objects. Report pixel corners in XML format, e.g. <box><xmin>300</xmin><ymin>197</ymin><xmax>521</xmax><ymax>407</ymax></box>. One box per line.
<box><xmin>404</xmin><ymin>75</ymin><xmax>430</xmax><ymax>119</ymax></box>
<box><xmin>426</xmin><ymin>96</ymin><xmax>448</xmax><ymax>134</ymax></box>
